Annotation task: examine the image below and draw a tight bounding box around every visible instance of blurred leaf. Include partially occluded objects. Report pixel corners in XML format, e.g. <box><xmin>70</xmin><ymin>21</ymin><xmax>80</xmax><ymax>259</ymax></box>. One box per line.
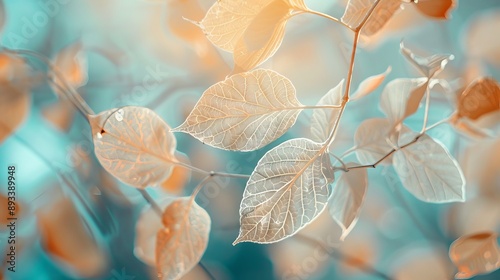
<box><xmin>174</xmin><ymin>69</ymin><xmax>303</xmax><ymax>151</ymax></box>
<box><xmin>90</xmin><ymin>106</ymin><xmax>178</xmax><ymax>188</ymax></box>
<box><xmin>328</xmin><ymin>165</ymin><xmax>367</xmax><ymax>241</ymax></box>
<box><xmin>200</xmin><ymin>0</ymin><xmax>310</xmax><ymax>70</ymax></box>
<box><xmin>458</xmin><ymin>77</ymin><xmax>500</xmax><ymax>120</ymax></box>
<box><xmin>354</xmin><ymin>118</ymin><xmax>396</xmax><ymax>165</ymax></box>
<box><xmin>393</xmin><ymin>133</ymin><xmax>465</xmax><ymax>203</ymax></box>
<box><xmin>53</xmin><ymin>41</ymin><xmax>88</xmax><ymax>89</ymax></box>
<box><xmin>351</xmin><ymin>66</ymin><xmax>391</xmax><ymax>100</ymax></box>
<box><xmin>135</xmin><ymin>197</ymin><xmax>175</xmax><ymax>266</ymax></box>
<box><xmin>310</xmin><ymin>80</ymin><xmax>343</xmax><ymax>143</ymax></box>
<box><xmin>400</xmin><ymin>42</ymin><xmax>454</xmax><ymax>78</ymax></box>
<box><xmin>234</xmin><ymin>138</ymin><xmax>335</xmax><ymax>244</ymax></box>
<box><xmin>342</xmin><ymin>0</ymin><xmax>402</xmax><ymax>36</ymax></box>
<box><xmin>449</xmin><ymin>232</ymin><xmax>500</xmax><ymax>279</ymax></box>
<box><xmin>0</xmin><ymin>193</ymin><xmax>22</xmax><ymax>226</ymax></box>
<box><xmin>413</xmin><ymin>0</ymin><xmax>456</xmax><ymax>19</ymax></box>
<box><xmin>156</xmin><ymin>197</ymin><xmax>211</xmax><ymax>280</ymax></box>
<box><xmin>0</xmin><ymin>54</ymin><xmax>31</xmax><ymax>144</ymax></box>
<box><xmin>380</xmin><ymin>78</ymin><xmax>429</xmax><ymax>130</ymax></box>
<box><xmin>37</xmin><ymin>197</ymin><xmax>107</xmax><ymax>278</ymax></box>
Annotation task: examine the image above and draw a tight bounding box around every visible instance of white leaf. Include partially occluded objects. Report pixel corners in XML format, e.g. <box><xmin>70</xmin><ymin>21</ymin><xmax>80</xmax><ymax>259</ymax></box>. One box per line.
<box><xmin>351</xmin><ymin>66</ymin><xmax>391</xmax><ymax>100</ymax></box>
<box><xmin>380</xmin><ymin>78</ymin><xmax>429</xmax><ymax>127</ymax></box>
<box><xmin>90</xmin><ymin>106</ymin><xmax>178</xmax><ymax>188</ymax></box>
<box><xmin>156</xmin><ymin>197</ymin><xmax>211</xmax><ymax>280</ymax></box>
<box><xmin>234</xmin><ymin>138</ymin><xmax>335</xmax><ymax>244</ymax></box>
<box><xmin>174</xmin><ymin>69</ymin><xmax>303</xmax><ymax>151</ymax></box>
<box><xmin>400</xmin><ymin>42</ymin><xmax>454</xmax><ymax>78</ymax></box>
<box><xmin>354</xmin><ymin>118</ymin><xmax>410</xmax><ymax>165</ymax></box>
<box><xmin>310</xmin><ymin>80</ymin><xmax>344</xmax><ymax>143</ymax></box>
<box><xmin>393</xmin><ymin>134</ymin><xmax>465</xmax><ymax>203</ymax></box>
<box><xmin>449</xmin><ymin>232</ymin><xmax>500</xmax><ymax>279</ymax></box>
<box><xmin>328</xmin><ymin>165</ymin><xmax>368</xmax><ymax>241</ymax></box>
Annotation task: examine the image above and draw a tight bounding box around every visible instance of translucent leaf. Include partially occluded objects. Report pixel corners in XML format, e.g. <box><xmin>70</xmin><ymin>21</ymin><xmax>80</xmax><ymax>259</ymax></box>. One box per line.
<box><xmin>174</xmin><ymin>69</ymin><xmax>303</xmax><ymax>151</ymax></box>
<box><xmin>310</xmin><ymin>80</ymin><xmax>343</xmax><ymax>143</ymax></box>
<box><xmin>400</xmin><ymin>42</ymin><xmax>454</xmax><ymax>78</ymax></box>
<box><xmin>354</xmin><ymin>118</ymin><xmax>411</xmax><ymax>165</ymax></box>
<box><xmin>200</xmin><ymin>0</ymin><xmax>309</xmax><ymax>70</ymax></box>
<box><xmin>0</xmin><ymin>54</ymin><xmax>31</xmax><ymax>143</ymax></box>
<box><xmin>414</xmin><ymin>0</ymin><xmax>456</xmax><ymax>19</ymax></box>
<box><xmin>156</xmin><ymin>197</ymin><xmax>211</xmax><ymax>280</ymax></box>
<box><xmin>342</xmin><ymin>0</ymin><xmax>402</xmax><ymax>36</ymax></box>
<box><xmin>458</xmin><ymin>77</ymin><xmax>500</xmax><ymax>120</ymax></box>
<box><xmin>38</xmin><ymin>197</ymin><xmax>107</xmax><ymax>278</ymax></box>
<box><xmin>351</xmin><ymin>66</ymin><xmax>391</xmax><ymax>100</ymax></box>
<box><xmin>328</xmin><ymin>165</ymin><xmax>368</xmax><ymax>241</ymax></box>
<box><xmin>135</xmin><ymin>197</ymin><xmax>175</xmax><ymax>266</ymax></box>
<box><xmin>90</xmin><ymin>106</ymin><xmax>178</xmax><ymax>188</ymax></box>
<box><xmin>393</xmin><ymin>134</ymin><xmax>465</xmax><ymax>203</ymax></box>
<box><xmin>380</xmin><ymin>78</ymin><xmax>429</xmax><ymax>127</ymax></box>
<box><xmin>234</xmin><ymin>138</ymin><xmax>335</xmax><ymax>244</ymax></box>
<box><xmin>449</xmin><ymin>232</ymin><xmax>500</xmax><ymax>279</ymax></box>
<box><xmin>53</xmin><ymin>41</ymin><xmax>88</xmax><ymax>89</ymax></box>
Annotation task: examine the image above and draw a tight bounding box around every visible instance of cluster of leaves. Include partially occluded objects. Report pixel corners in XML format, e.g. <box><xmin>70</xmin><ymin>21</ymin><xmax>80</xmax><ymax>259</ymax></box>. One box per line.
<box><xmin>1</xmin><ymin>0</ymin><xmax>500</xmax><ymax>280</ymax></box>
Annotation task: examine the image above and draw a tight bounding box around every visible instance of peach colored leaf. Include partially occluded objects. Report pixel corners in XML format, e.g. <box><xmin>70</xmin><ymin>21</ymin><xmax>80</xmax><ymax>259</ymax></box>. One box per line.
<box><xmin>135</xmin><ymin>197</ymin><xmax>175</xmax><ymax>266</ymax></box>
<box><xmin>0</xmin><ymin>54</ymin><xmax>32</xmax><ymax>143</ymax></box>
<box><xmin>380</xmin><ymin>78</ymin><xmax>429</xmax><ymax>127</ymax></box>
<box><xmin>173</xmin><ymin>69</ymin><xmax>303</xmax><ymax>151</ymax></box>
<box><xmin>310</xmin><ymin>80</ymin><xmax>344</xmax><ymax>143</ymax></box>
<box><xmin>458</xmin><ymin>77</ymin><xmax>500</xmax><ymax>120</ymax></box>
<box><xmin>351</xmin><ymin>66</ymin><xmax>391</xmax><ymax>100</ymax></box>
<box><xmin>200</xmin><ymin>0</ymin><xmax>309</xmax><ymax>70</ymax></box>
<box><xmin>42</xmin><ymin>99</ymin><xmax>74</xmax><ymax>132</ymax></box>
<box><xmin>53</xmin><ymin>41</ymin><xmax>88</xmax><ymax>89</ymax></box>
<box><xmin>393</xmin><ymin>133</ymin><xmax>465</xmax><ymax>203</ymax></box>
<box><xmin>449</xmin><ymin>232</ymin><xmax>500</xmax><ymax>279</ymax></box>
<box><xmin>89</xmin><ymin>106</ymin><xmax>178</xmax><ymax>189</ymax></box>
<box><xmin>354</xmin><ymin>118</ymin><xmax>411</xmax><ymax>165</ymax></box>
<box><xmin>328</xmin><ymin>165</ymin><xmax>368</xmax><ymax>241</ymax></box>
<box><xmin>400</xmin><ymin>42</ymin><xmax>454</xmax><ymax>78</ymax></box>
<box><xmin>414</xmin><ymin>0</ymin><xmax>456</xmax><ymax>19</ymax></box>
<box><xmin>234</xmin><ymin>138</ymin><xmax>335</xmax><ymax>244</ymax></box>
<box><xmin>156</xmin><ymin>197</ymin><xmax>211</xmax><ymax>280</ymax></box>
<box><xmin>38</xmin><ymin>197</ymin><xmax>107</xmax><ymax>278</ymax></box>
<box><xmin>342</xmin><ymin>0</ymin><xmax>402</xmax><ymax>36</ymax></box>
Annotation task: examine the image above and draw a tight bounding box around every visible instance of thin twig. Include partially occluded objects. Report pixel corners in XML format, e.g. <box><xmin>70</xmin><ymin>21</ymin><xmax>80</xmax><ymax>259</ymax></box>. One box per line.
<box><xmin>138</xmin><ymin>188</ymin><xmax>163</xmax><ymax>217</ymax></box>
<box><xmin>304</xmin><ymin>10</ymin><xmax>352</xmax><ymax>31</ymax></box>
<box><xmin>198</xmin><ymin>262</ymin><xmax>216</xmax><ymax>280</ymax></box>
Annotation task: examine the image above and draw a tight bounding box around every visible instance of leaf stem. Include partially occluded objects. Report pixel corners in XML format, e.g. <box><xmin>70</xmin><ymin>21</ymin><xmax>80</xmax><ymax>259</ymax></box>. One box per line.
<box><xmin>198</xmin><ymin>262</ymin><xmax>216</xmax><ymax>280</ymax></box>
<box><xmin>173</xmin><ymin>159</ymin><xmax>250</xmax><ymax>179</ymax></box>
<box><xmin>138</xmin><ymin>188</ymin><xmax>163</xmax><ymax>217</ymax></box>
<box><xmin>190</xmin><ymin>176</ymin><xmax>212</xmax><ymax>203</ymax></box>
<box><xmin>304</xmin><ymin>10</ymin><xmax>352</xmax><ymax>31</ymax></box>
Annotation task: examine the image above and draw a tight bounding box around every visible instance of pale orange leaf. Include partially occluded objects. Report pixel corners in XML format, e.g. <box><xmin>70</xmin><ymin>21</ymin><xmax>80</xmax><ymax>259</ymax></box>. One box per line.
<box><xmin>200</xmin><ymin>0</ymin><xmax>309</xmax><ymax>70</ymax></box>
<box><xmin>458</xmin><ymin>77</ymin><xmax>500</xmax><ymax>120</ymax></box>
<box><xmin>89</xmin><ymin>106</ymin><xmax>178</xmax><ymax>188</ymax></box>
<box><xmin>450</xmin><ymin>232</ymin><xmax>500</xmax><ymax>279</ymax></box>
<box><xmin>414</xmin><ymin>0</ymin><xmax>456</xmax><ymax>19</ymax></box>
<box><xmin>174</xmin><ymin>69</ymin><xmax>303</xmax><ymax>151</ymax></box>
<box><xmin>351</xmin><ymin>66</ymin><xmax>391</xmax><ymax>100</ymax></box>
<box><xmin>37</xmin><ymin>197</ymin><xmax>107</xmax><ymax>278</ymax></box>
<box><xmin>156</xmin><ymin>197</ymin><xmax>211</xmax><ymax>280</ymax></box>
<box><xmin>342</xmin><ymin>0</ymin><xmax>402</xmax><ymax>36</ymax></box>
<box><xmin>160</xmin><ymin>151</ymin><xmax>192</xmax><ymax>194</ymax></box>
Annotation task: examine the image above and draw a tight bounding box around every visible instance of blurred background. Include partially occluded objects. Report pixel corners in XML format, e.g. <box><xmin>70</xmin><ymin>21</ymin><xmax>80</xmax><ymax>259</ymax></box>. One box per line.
<box><xmin>0</xmin><ymin>0</ymin><xmax>499</xmax><ymax>279</ymax></box>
